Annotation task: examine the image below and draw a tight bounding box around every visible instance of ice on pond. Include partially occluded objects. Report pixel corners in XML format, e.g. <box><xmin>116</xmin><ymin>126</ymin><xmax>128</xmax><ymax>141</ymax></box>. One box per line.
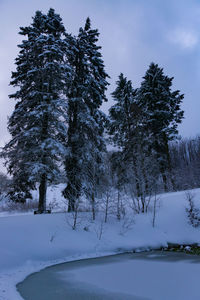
<box><xmin>18</xmin><ymin>252</ymin><xmax>200</xmax><ymax>300</ymax></box>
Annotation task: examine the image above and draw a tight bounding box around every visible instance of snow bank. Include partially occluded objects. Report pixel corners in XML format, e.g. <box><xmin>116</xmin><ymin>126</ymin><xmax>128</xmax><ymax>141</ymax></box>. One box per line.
<box><xmin>0</xmin><ymin>188</ymin><xmax>200</xmax><ymax>300</ymax></box>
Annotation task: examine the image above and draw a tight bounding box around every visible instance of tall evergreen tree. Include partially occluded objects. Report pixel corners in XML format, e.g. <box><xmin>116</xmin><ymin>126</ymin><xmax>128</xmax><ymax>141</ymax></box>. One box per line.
<box><xmin>63</xmin><ymin>18</ymin><xmax>109</xmax><ymax>212</ymax></box>
<box><xmin>2</xmin><ymin>9</ymin><xmax>71</xmax><ymax>211</ymax></box>
<box><xmin>108</xmin><ymin>74</ymin><xmax>158</xmax><ymax>213</ymax></box>
<box><xmin>136</xmin><ymin>63</ymin><xmax>184</xmax><ymax>190</ymax></box>
<box><xmin>109</xmin><ymin>73</ymin><xmax>135</xmax><ymax>149</ymax></box>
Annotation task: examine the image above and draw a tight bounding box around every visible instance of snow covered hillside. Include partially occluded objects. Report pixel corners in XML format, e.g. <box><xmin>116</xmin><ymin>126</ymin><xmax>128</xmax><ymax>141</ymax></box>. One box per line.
<box><xmin>1</xmin><ymin>187</ymin><xmax>200</xmax><ymax>300</ymax></box>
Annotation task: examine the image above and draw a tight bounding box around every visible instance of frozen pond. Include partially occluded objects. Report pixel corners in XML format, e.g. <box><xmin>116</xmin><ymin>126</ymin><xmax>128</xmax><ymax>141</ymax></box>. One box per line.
<box><xmin>17</xmin><ymin>251</ymin><xmax>200</xmax><ymax>300</ymax></box>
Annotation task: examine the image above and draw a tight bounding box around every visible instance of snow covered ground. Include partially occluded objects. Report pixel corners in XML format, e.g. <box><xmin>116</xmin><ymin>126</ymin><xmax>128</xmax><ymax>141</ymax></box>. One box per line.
<box><xmin>1</xmin><ymin>186</ymin><xmax>200</xmax><ymax>300</ymax></box>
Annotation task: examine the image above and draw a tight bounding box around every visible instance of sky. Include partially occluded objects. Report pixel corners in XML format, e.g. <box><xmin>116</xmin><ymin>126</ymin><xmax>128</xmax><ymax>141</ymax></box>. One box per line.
<box><xmin>0</xmin><ymin>0</ymin><xmax>200</xmax><ymax>172</ymax></box>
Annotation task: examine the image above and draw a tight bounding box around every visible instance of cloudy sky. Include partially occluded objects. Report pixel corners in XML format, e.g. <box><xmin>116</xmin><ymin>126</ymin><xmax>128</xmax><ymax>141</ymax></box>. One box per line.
<box><xmin>0</xmin><ymin>0</ymin><xmax>200</xmax><ymax>167</ymax></box>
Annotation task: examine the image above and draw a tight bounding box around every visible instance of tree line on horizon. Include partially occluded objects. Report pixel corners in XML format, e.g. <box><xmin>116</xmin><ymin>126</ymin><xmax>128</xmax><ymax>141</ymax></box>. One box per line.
<box><xmin>1</xmin><ymin>8</ymin><xmax>199</xmax><ymax>217</ymax></box>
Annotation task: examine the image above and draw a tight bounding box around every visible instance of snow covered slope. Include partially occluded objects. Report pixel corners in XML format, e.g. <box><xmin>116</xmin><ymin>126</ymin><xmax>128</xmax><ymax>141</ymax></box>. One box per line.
<box><xmin>0</xmin><ymin>188</ymin><xmax>200</xmax><ymax>300</ymax></box>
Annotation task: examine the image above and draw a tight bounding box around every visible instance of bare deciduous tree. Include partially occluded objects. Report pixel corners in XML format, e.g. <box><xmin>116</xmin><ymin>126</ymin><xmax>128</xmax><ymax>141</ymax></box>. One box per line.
<box><xmin>185</xmin><ymin>191</ymin><xmax>200</xmax><ymax>227</ymax></box>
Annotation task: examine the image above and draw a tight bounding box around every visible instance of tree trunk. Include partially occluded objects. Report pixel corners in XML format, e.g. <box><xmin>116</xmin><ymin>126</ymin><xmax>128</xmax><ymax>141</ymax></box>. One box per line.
<box><xmin>91</xmin><ymin>192</ymin><xmax>96</xmax><ymax>221</ymax></box>
<box><xmin>117</xmin><ymin>190</ymin><xmax>121</xmax><ymax>220</ymax></box>
<box><xmin>132</xmin><ymin>158</ymin><xmax>141</xmax><ymax>198</ymax></box>
<box><xmin>161</xmin><ymin>133</ymin><xmax>175</xmax><ymax>191</ymax></box>
<box><xmin>72</xmin><ymin>209</ymin><xmax>78</xmax><ymax>230</ymax></box>
<box><xmin>152</xmin><ymin>194</ymin><xmax>157</xmax><ymax>227</ymax></box>
<box><xmin>161</xmin><ymin>169</ymin><xmax>168</xmax><ymax>192</ymax></box>
<box><xmin>104</xmin><ymin>192</ymin><xmax>109</xmax><ymax>223</ymax></box>
<box><xmin>141</xmin><ymin>195</ymin><xmax>145</xmax><ymax>213</ymax></box>
<box><xmin>68</xmin><ymin>196</ymin><xmax>75</xmax><ymax>212</ymax></box>
<box><xmin>38</xmin><ymin>174</ymin><xmax>47</xmax><ymax>212</ymax></box>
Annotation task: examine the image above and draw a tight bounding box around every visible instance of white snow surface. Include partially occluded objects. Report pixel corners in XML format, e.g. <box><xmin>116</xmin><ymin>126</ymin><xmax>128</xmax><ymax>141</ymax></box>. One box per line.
<box><xmin>1</xmin><ymin>186</ymin><xmax>200</xmax><ymax>300</ymax></box>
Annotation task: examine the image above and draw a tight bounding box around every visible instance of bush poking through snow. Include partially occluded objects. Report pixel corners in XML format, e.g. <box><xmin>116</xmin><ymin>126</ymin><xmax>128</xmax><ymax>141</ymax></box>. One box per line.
<box><xmin>64</xmin><ymin>199</ymin><xmax>84</xmax><ymax>230</ymax></box>
<box><xmin>185</xmin><ymin>191</ymin><xmax>200</xmax><ymax>227</ymax></box>
<box><xmin>93</xmin><ymin>218</ymin><xmax>105</xmax><ymax>240</ymax></box>
<box><xmin>48</xmin><ymin>197</ymin><xmax>60</xmax><ymax>211</ymax></box>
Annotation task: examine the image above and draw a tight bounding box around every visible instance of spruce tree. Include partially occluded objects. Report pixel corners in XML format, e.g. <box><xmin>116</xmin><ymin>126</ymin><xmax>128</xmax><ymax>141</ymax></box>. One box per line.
<box><xmin>2</xmin><ymin>9</ymin><xmax>71</xmax><ymax>211</ymax></box>
<box><xmin>136</xmin><ymin>63</ymin><xmax>184</xmax><ymax>190</ymax></box>
<box><xmin>109</xmin><ymin>73</ymin><xmax>136</xmax><ymax>149</ymax></box>
<box><xmin>108</xmin><ymin>73</ymin><xmax>159</xmax><ymax>213</ymax></box>
<box><xmin>63</xmin><ymin>18</ymin><xmax>109</xmax><ymax>212</ymax></box>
